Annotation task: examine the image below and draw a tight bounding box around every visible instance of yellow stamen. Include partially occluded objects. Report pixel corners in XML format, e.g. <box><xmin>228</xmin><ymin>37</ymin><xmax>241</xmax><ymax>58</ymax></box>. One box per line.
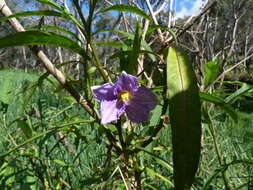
<box><xmin>119</xmin><ymin>91</ymin><xmax>132</xmax><ymax>102</ymax></box>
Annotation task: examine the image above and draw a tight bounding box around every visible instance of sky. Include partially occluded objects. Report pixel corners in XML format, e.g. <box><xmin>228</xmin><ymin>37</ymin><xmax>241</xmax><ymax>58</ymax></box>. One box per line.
<box><xmin>17</xmin><ymin>0</ymin><xmax>208</xmax><ymax>20</ymax></box>
<box><xmin>174</xmin><ymin>0</ymin><xmax>208</xmax><ymax>19</ymax></box>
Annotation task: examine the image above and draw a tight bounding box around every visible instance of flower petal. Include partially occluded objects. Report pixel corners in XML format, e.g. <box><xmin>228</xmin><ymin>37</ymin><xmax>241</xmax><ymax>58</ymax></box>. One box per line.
<box><xmin>91</xmin><ymin>83</ymin><xmax>117</xmax><ymax>102</ymax></box>
<box><xmin>132</xmin><ymin>86</ymin><xmax>157</xmax><ymax>110</ymax></box>
<box><xmin>114</xmin><ymin>71</ymin><xmax>138</xmax><ymax>94</ymax></box>
<box><xmin>100</xmin><ymin>100</ymin><xmax>125</xmax><ymax>124</ymax></box>
<box><xmin>125</xmin><ymin>102</ymin><xmax>150</xmax><ymax>123</ymax></box>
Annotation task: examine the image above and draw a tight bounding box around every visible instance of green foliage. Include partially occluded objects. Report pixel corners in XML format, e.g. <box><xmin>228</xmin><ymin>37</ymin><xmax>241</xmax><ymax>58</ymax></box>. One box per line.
<box><xmin>0</xmin><ymin>10</ymin><xmax>65</xmax><ymax>23</ymax></box>
<box><xmin>166</xmin><ymin>47</ymin><xmax>201</xmax><ymax>189</ymax></box>
<box><xmin>27</xmin><ymin>25</ymin><xmax>81</xmax><ymax>41</ymax></box>
<box><xmin>200</xmin><ymin>92</ymin><xmax>238</xmax><ymax>123</ymax></box>
<box><xmin>225</xmin><ymin>82</ymin><xmax>253</xmax><ymax>103</ymax></box>
<box><xmin>98</xmin><ymin>29</ymin><xmax>156</xmax><ymax>61</ymax></box>
<box><xmin>126</xmin><ymin>22</ymin><xmax>142</xmax><ymax>74</ymax></box>
<box><xmin>34</xmin><ymin>0</ymin><xmax>63</xmax><ymax>11</ymax></box>
<box><xmin>0</xmin><ymin>31</ymin><xmax>87</xmax><ymax>57</ymax></box>
<box><xmin>1</xmin><ymin>0</ymin><xmax>253</xmax><ymax>189</ymax></box>
<box><xmin>100</xmin><ymin>4</ymin><xmax>151</xmax><ymax>21</ymax></box>
<box><xmin>204</xmin><ymin>61</ymin><xmax>220</xmax><ymax>88</ymax></box>
<box><xmin>146</xmin><ymin>24</ymin><xmax>177</xmax><ymax>42</ymax></box>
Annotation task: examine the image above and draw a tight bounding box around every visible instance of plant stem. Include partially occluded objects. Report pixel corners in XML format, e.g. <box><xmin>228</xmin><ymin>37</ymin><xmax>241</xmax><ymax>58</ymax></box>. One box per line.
<box><xmin>89</xmin><ymin>41</ymin><xmax>111</xmax><ymax>82</ymax></box>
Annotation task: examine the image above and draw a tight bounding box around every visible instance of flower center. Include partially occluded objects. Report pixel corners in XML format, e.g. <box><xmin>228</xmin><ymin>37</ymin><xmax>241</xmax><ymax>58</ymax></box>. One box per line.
<box><xmin>119</xmin><ymin>90</ymin><xmax>132</xmax><ymax>102</ymax></box>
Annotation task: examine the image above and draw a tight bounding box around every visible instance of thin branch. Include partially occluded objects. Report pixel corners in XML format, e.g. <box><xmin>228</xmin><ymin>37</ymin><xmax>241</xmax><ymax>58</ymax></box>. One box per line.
<box><xmin>163</xmin><ymin>0</ymin><xmax>218</xmax><ymax>47</ymax></box>
<box><xmin>0</xmin><ymin>0</ymin><xmax>95</xmax><ymax>117</ymax></box>
<box><xmin>0</xmin><ymin>0</ymin><xmax>120</xmax><ymax>155</ymax></box>
<box><xmin>205</xmin><ymin>52</ymin><xmax>253</xmax><ymax>91</ymax></box>
<box><xmin>154</xmin><ymin>0</ymin><xmax>168</xmax><ymax>16</ymax></box>
<box><xmin>146</xmin><ymin>0</ymin><xmax>165</xmax><ymax>42</ymax></box>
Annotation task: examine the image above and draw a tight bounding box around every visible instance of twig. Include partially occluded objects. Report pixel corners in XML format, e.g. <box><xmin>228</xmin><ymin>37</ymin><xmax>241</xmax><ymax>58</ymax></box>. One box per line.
<box><xmin>205</xmin><ymin>52</ymin><xmax>253</xmax><ymax>91</ymax></box>
<box><xmin>163</xmin><ymin>0</ymin><xmax>218</xmax><ymax>47</ymax></box>
<box><xmin>0</xmin><ymin>0</ymin><xmax>95</xmax><ymax>116</ymax></box>
<box><xmin>0</xmin><ymin>0</ymin><xmax>121</xmax><ymax>156</ymax></box>
<box><xmin>154</xmin><ymin>0</ymin><xmax>168</xmax><ymax>16</ymax></box>
<box><xmin>146</xmin><ymin>0</ymin><xmax>165</xmax><ymax>42</ymax></box>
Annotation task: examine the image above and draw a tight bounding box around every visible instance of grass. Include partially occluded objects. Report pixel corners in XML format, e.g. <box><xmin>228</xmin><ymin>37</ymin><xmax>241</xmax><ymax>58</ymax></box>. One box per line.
<box><xmin>0</xmin><ymin>68</ymin><xmax>253</xmax><ymax>189</ymax></box>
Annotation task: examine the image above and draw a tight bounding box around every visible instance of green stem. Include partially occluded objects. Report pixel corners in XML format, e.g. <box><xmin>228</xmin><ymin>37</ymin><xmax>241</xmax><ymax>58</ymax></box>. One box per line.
<box><xmin>0</xmin><ymin>120</ymin><xmax>94</xmax><ymax>158</ymax></box>
<box><xmin>89</xmin><ymin>41</ymin><xmax>111</xmax><ymax>82</ymax></box>
<box><xmin>0</xmin><ymin>127</ymin><xmax>60</xmax><ymax>158</ymax></box>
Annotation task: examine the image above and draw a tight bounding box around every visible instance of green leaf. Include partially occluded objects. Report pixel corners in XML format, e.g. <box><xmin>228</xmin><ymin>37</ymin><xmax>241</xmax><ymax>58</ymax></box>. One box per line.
<box><xmin>204</xmin><ymin>61</ymin><xmax>220</xmax><ymax>88</ymax></box>
<box><xmin>98</xmin><ymin>29</ymin><xmax>156</xmax><ymax>61</ymax></box>
<box><xmin>0</xmin><ymin>10</ymin><xmax>65</xmax><ymax>23</ymax></box>
<box><xmin>0</xmin><ymin>10</ymin><xmax>82</xmax><ymax>29</ymax></box>
<box><xmin>166</xmin><ymin>46</ymin><xmax>201</xmax><ymax>189</ymax></box>
<box><xmin>53</xmin><ymin>159</ymin><xmax>68</xmax><ymax>167</ymax></box>
<box><xmin>17</xmin><ymin>119</ymin><xmax>33</xmax><ymax>139</ymax></box>
<box><xmin>135</xmin><ymin>146</ymin><xmax>173</xmax><ymax>172</ymax></box>
<box><xmin>199</xmin><ymin>91</ymin><xmax>225</xmax><ymax>104</ymax></box>
<box><xmin>34</xmin><ymin>0</ymin><xmax>63</xmax><ymax>11</ymax></box>
<box><xmin>146</xmin><ymin>167</ymin><xmax>174</xmax><ymax>187</ymax></box>
<box><xmin>27</xmin><ymin>25</ymin><xmax>81</xmax><ymax>42</ymax></box>
<box><xmin>149</xmin><ymin>105</ymin><xmax>163</xmax><ymax>126</ymax></box>
<box><xmin>200</xmin><ymin>92</ymin><xmax>238</xmax><ymax>123</ymax></box>
<box><xmin>96</xmin><ymin>41</ymin><xmax>123</xmax><ymax>48</ymax></box>
<box><xmin>100</xmin><ymin>4</ymin><xmax>151</xmax><ymax>21</ymax></box>
<box><xmin>126</xmin><ymin>22</ymin><xmax>142</xmax><ymax>74</ymax></box>
<box><xmin>225</xmin><ymin>83</ymin><xmax>253</xmax><ymax>103</ymax></box>
<box><xmin>0</xmin><ymin>31</ymin><xmax>87</xmax><ymax>57</ymax></box>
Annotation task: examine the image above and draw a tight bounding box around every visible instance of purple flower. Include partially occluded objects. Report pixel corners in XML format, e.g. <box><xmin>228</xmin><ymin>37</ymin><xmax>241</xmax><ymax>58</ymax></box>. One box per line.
<box><xmin>91</xmin><ymin>72</ymin><xmax>157</xmax><ymax>124</ymax></box>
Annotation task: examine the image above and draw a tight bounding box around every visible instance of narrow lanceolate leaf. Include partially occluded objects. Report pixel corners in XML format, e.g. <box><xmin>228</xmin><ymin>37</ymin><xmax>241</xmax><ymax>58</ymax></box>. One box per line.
<box><xmin>98</xmin><ymin>29</ymin><xmax>156</xmax><ymax>61</ymax></box>
<box><xmin>199</xmin><ymin>92</ymin><xmax>238</xmax><ymax>123</ymax></box>
<box><xmin>0</xmin><ymin>10</ymin><xmax>65</xmax><ymax>23</ymax></box>
<box><xmin>224</xmin><ymin>83</ymin><xmax>253</xmax><ymax>103</ymax></box>
<box><xmin>128</xmin><ymin>22</ymin><xmax>142</xmax><ymax>74</ymax></box>
<box><xmin>100</xmin><ymin>4</ymin><xmax>151</xmax><ymax>21</ymax></box>
<box><xmin>166</xmin><ymin>47</ymin><xmax>201</xmax><ymax>190</ymax></box>
<box><xmin>35</xmin><ymin>0</ymin><xmax>63</xmax><ymax>11</ymax></box>
<box><xmin>0</xmin><ymin>31</ymin><xmax>86</xmax><ymax>57</ymax></box>
<box><xmin>0</xmin><ymin>10</ymin><xmax>82</xmax><ymax>28</ymax></box>
<box><xmin>28</xmin><ymin>25</ymin><xmax>81</xmax><ymax>42</ymax></box>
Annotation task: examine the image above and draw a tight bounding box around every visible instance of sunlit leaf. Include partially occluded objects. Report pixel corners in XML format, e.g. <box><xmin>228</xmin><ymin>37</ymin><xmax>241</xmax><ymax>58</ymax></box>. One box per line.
<box><xmin>166</xmin><ymin>46</ymin><xmax>201</xmax><ymax>189</ymax></box>
<box><xmin>204</xmin><ymin>61</ymin><xmax>220</xmax><ymax>88</ymax></box>
<box><xmin>28</xmin><ymin>25</ymin><xmax>81</xmax><ymax>41</ymax></box>
<box><xmin>98</xmin><ymin>29</ymin><xmax>156</xmax><ymax>61</ymax></box>
<box><xmin>225</xmin><ymin>83</ymin><xmax>253</xmax><ymax>103</ymax></box>
<box><xmin>53</xmin><ymin>159</ymin><xmax>68</xmax><ymax>167</ymax></box>
<box><xmin>100</xmin><ymin>4</ymin><xmax>151</xmax><ymax>21</ymax></box>
<box><xmin>0</xmin><ymin>10</ymin><xmax>65</xmax><ymax>23</ymax></box>
<box><xmin>35</xmin><ymin>0</ymin><xmax>63</xmax><ymax>11</ymax></box>
<box><xmin>127</xmin><ymin>22</ymin><xmax>142</xmax><ymax>74</ymax></box>
<box><xmin>0</xmin><ymin>31</ymin><xmax>87</xmax><ymax>57</ymax></box>
<box><xmin>146</xmin><ymin>167</ymin><xmax>174</xmax><ymax>187</ymax></box>
<box><xmin>149</xmin><ymin>105</ymin><xmax>163</xmax><ymax>126</ymax></box>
